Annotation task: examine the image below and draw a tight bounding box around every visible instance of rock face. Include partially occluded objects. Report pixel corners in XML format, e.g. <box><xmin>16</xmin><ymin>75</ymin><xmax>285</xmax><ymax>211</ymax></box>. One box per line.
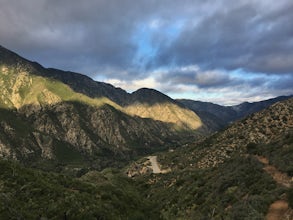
<box><xmin>0</xmin><ymin>45</ymin><xmax>205</xmax><ymax>169</ymax></box>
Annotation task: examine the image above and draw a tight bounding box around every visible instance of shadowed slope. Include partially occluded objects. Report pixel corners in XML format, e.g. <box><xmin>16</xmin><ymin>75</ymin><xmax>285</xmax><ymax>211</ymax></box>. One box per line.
<box><xmin>178</xmin><ymin>95</ymin><xmax>293</xmax><ymax>131</ymax></box>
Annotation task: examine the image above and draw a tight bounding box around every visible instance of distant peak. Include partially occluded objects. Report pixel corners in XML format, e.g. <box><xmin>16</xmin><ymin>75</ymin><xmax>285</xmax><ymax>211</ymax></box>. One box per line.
<box><xmin>129</xmin><ymin>87</ymin><xmax>176</xmax><ymax>105</ymax></box>
<box><xmin>132</xmin><ymin>88</ymin><xmax>161</xmax><ymax>94</ymax></box>
<box><xmin>0</xmin><ymin>45</ymin><xmax>25</xmax><ymax>62</ymax></box>
<box><xmin>0</xmin><ymin>45</ymin><xmax>16</xmax><ymax>54</ymax></box>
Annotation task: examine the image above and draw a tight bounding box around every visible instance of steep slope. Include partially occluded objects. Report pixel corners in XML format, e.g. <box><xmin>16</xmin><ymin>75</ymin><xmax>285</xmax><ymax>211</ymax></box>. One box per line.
<box><xmin>126</xmin><ymin>89</ymin><xmax>202</xmax><ymax>130</ymax></box>
<box><xmin>177</xmin><ymin>100</ymin><xmax>235</xmax><ymax>131</ymax></box>
<box><xmin>162</xmin><ymin>98</ymin><xmax>293</xmax><ymax>170</ymax></box>
<box><xmin>178</xmin><ymin>95</ymin><xmax>292</xmax><ymax>131</ymax></box>
<box><xmin>232</xmin><ymin>95</ymin><xmax>293</xmax><ymax>118</ymax></box>
<box><xmin>0</xmin><ymin>45</ymin><xmax>128</xmax><ymax>105</ymax></box>
<box><xmin>0</xmin><ymin>45</ymin><xmax>204</xmax><ymax>170</ymax></box>
<box><xmin>128</xmin><ymin>98</ymin><xmax>293</xmax><ymax>219</ymax></box>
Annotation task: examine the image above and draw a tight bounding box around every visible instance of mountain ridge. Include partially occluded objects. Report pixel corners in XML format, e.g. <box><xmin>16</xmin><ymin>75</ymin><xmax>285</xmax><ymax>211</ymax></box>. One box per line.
<box><xmin>1</xmin><ymin>45</ymin><xmax>292</xmax><ymax>219</ymax></box>
<box><xmin>0</xmin><ymin>45</ymin><xmax>204</xmax><ymax>171</ymax></box>
<box><xmin>0</xmin><ymin>45</ymin><xmax>189</xmax><ymax>107</ymax></box>
<box><xmin>0</xmin><ymin>45</ymin><xmax>201</xmax><ymax>128</ymax></box>
<box><xmin>178</xmin><ymin>95</ymin><xmax>293</xmax><ymax>131</ymax></box>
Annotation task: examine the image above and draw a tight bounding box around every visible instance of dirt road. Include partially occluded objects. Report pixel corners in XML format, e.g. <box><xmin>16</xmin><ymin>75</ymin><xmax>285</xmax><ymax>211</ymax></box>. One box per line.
<box><xmin>147</xmin><ymin>156</ymin><xmax>162</xmax><ymax>173</ymax></box>
<box><xmin>147</xmin><ymin>156</ymin><xmax>170</xmax><ymax>174</ymax></box>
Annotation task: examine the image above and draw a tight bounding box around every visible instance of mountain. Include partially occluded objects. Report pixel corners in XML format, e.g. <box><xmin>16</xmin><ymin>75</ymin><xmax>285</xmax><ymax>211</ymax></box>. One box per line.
<box><xmin>0</xmin><ymin>45</ymin><xmax>129</xmax><ymax>105</ymax></box>
<box><xmin>125</xmin><ymin>88</ymin><xmax>201</xmax><ymax>130</ymax></box>
<box><xmin>127</xmin><ymin>98</ymin><xmax>293</xmax><ymax>219</ymax></box>
<box><xmin>177</xmin><ymin>100</ymin><xmax>236</xmax><ymax>131</ymax></box>
<box><xmin>1</xmin><ymin>45</ymin><xmax>292</xmax><ymax>219</ymax></box>
<box><xmin>231</xmin><ymin>95</ymin><xmax>293</xmax><ymax>117</ymax></box>
<box><xmin>172</xmin><ymin>98</ymin><xmax>293</xmax><ymax>170</ymax></box>
<box><xmin>1</xmin><ymin>95</ymin><xmax>291</xmax><ymax>219</ymax></box>
<box><xmin>178</xmin><ymin>95</ymin><xmax>293</xmax><ymax>131</ymax></box>
<box><xmin>0</xmin><ymin>45</ymin><xmax>204</xmax><ymax>171</ymax></box>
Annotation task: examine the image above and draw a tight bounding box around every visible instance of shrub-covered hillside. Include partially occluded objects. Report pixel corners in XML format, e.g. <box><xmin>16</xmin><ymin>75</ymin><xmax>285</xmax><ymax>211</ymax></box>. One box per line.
<box><xmin>0</xmin><ymin>159</ymin><xmax>159</xmax><ymax>219</ymax></box>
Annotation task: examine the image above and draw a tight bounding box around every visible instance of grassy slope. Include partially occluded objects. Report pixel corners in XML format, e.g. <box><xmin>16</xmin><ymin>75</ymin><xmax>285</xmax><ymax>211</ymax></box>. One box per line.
<box><xmin>125</xmin><ymin>102</ymin><xmax>203</xmax><ymax>131</ymax></box>
<box><xmin>0</xmin><ymin>63</ymin><xmax>122</xmax><ymax>111</ymax></box>
<box><xmin>25</xmin><ymin>76</ymin><xmax>121</xmax><ymax>110</ymax></box>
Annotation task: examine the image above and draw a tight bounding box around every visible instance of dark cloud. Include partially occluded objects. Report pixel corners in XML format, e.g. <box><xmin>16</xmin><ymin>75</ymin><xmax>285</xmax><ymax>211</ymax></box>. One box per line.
<box><xmin>2</xmin><ymin>0</ymin><xmax>292</xmax><ymax>75</ymax></box>
<box><xmin>156</xmin><ymin>67</ymin><xmax>234</xmax><ymax>88</ymax></box>
<box><xmin>268</xmin><ymin>74</ymin><xmax>293</xmax><ymax>90</ymax></box>
<box><xmin>0</xmin><ymin>0</ymin><xmax>292</xmax><ymax>104</ymax></box>
<box><xmin>155</xmin><ymin>1</ymin><xmax>293</xmax><ymax>74</ymax></box>
<box><xmin>0</xmin><ymin>0</ymin><xmax>144</xmax><ymax>73</ymax></box>
<box><xmin>0</xmin><ymin>0</ymin><xmax>224</xmax><ymax>73</ymax></box>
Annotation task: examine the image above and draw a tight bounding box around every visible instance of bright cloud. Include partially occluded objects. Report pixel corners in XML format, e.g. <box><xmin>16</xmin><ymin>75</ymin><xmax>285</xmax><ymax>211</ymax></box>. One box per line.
<box><xmin>106</xmin><ymin>77</ymin><xmax>160</xmax><ymax>92</ymax></box>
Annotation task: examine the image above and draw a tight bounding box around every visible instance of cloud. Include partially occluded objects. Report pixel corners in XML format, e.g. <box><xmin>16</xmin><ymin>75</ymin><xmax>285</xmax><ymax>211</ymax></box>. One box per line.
<box><xmin>106</xmin><ymin>77</ymin><xmax>159</xmax><ymax>92</ymax></box>
<box><xmin>105</xmin><ymin>66</ymin><xmax>292</xmax><ymax>105</ymax></box>
<box><xmin>155</xmin><ymin>0</ymin><xmax>293</xmax><ymax>74</ymax></box>
<box><xmin>1</xmin><ymin>0</ymin><xmax>292</xmax><ymax>75</ymax></box>
<box><xmin>155</xmin><ymin>65</ymin><xmax>234</xmax><ymax>88</ymax></box>
<box><xmin>0</xmin><ymin>0</ymin><xmax>292</xmax><ymax>104</ymax></box>
<box><xmin>194</xmin><ymin>72</ymin><xmax>231</xmax><ymax>88</ymax></box>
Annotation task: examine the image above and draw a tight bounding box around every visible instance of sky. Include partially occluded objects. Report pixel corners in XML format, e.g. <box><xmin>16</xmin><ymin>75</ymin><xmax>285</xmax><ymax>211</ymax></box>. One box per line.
<box><xmin>0</xmin><ymin>0</ymin><xmax>292</xmax><ymax>105</ymax></box>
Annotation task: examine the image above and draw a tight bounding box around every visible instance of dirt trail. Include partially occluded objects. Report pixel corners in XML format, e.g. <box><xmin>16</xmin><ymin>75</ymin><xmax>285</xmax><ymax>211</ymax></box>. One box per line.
<box><xmin>256</xmin><ymin>156</ymin><xmax>291</xmax><ymax>188</ymax></box>
<box><xmin>255</xmin><ymin>156</ymin><xmax>292</xmax><ymax>220</ymax></box>
<box><xmin>266</xmin><ymin>200</ymin><xmax>292</xmax><ymax>220</ymax></box>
